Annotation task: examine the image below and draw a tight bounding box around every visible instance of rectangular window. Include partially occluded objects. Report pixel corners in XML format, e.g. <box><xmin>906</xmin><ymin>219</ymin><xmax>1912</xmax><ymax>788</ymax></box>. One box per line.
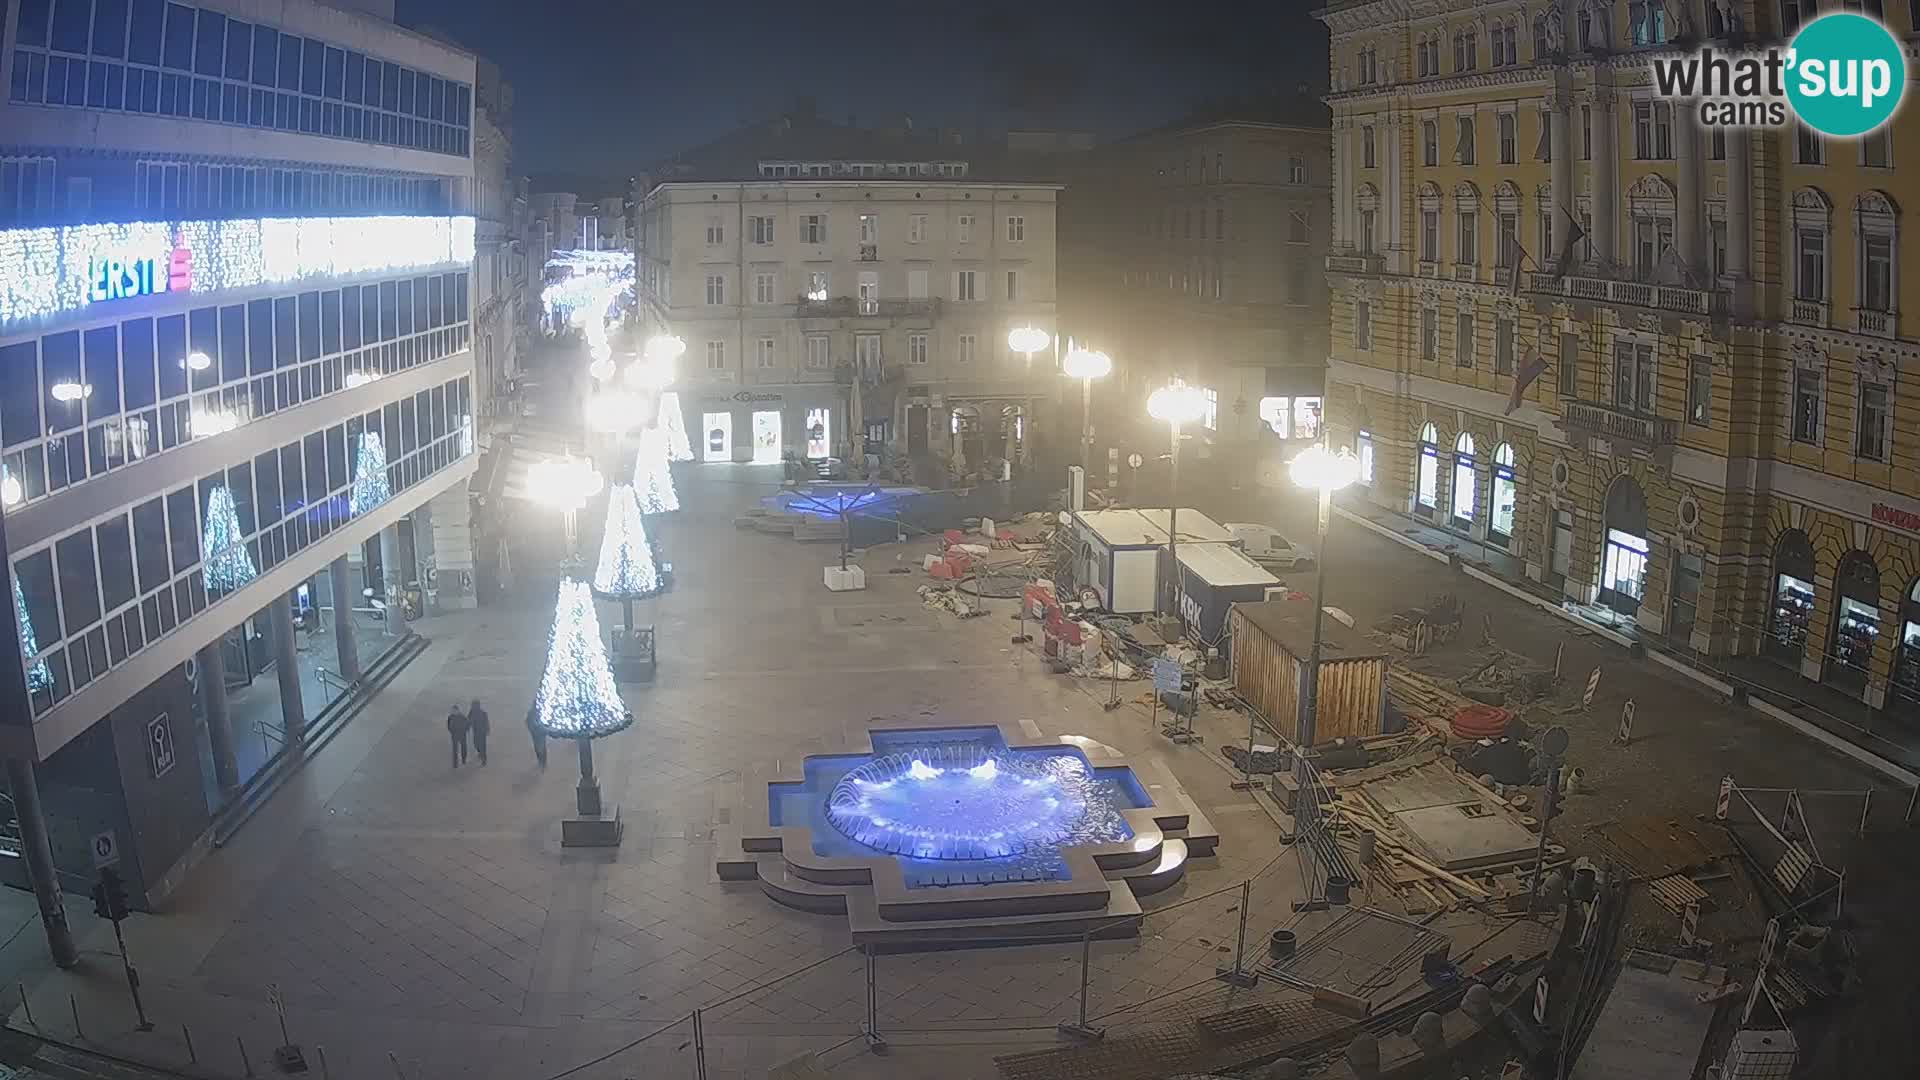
<box><xmin>1537</xmin><ymin>109</ymin><xmax>1552</xmax><ymax>161</ymax></box>
<box><xmin>1614</xmin><ymin>341</ymin><xmax>1656</xmax><ymax>413</ymax></box>
<box><xmin>957</xmin><ymin>334</ymin><xmax>977</xmax><ymax>363</ymax></box>
<box><xmin>1796</xmin><ymin>124</ymin><xmax>1823</xmax><ymax>164</ymax></box>
<box><xmin>1862</xmin><ymin>128</ymin><xmax>1890</xmax><ymax>168</ymax></box>
<box><xmin>755</xmin><ymin>337</ymin><xmax>775</xmax><ymax>369</ymax></box>
<box><xmin>1497</xmin><ymin>213</ymin><xmax>1519</xmax><ymax>268</ymax></box>
<box><xmin>1499</xmin><ymin>113</ymin><xmax>1517</xmax><ymax>163</ymax></box>
<box><xmin>1684</xmin><ymin>355</ymin><xmax>1712</xmax><ymax>425</ymax></box>
<box><xmin>749</xmin><ymin>215</ymin><xmax>773</xmax><ymax>244</ymax></box>
<box><xmin>1711</xmin><ymin>219</ymin><xmax>1727</xmax><ymax>279</ymax></box>
<box><xmin>1458</xmin><ymin>211</ymin><xmax>1478</xmax><ymax>264</ymax></box>
<box><xmin>753</xmin><ymin>272</ymin><xmax>776</xmax><ymax>305</ymax></box>
<box><xmin>1421</xmin><ymin>308</ymin><xmax>1439</xmax><ymax>361</ymax></box>
<box><xmin>1455</xmin><ymin>115</ymin><xmax>1476</xmax><ymax>164</ymax></box>
<box><xmin>908</xmin><ymin>333</ymin><xmax>928</xmax><ymax>365</ymax></box>
<box><xmin>1422</xmin><ymin>120</ymin><xmax>1438</xmax><ymax>167</ymax></box>
<box><xmin>956</xmin><ymin>214</ymin><xmax>974</xmax><ymax>243</ymax></box>
<box><xmin>802</xmin><ymin>214</ymin><xmax>824</xmax><ymax>244</ymax></box>
<box><xmin>909</xmin><ymin>214</ymin><xmax>926</xmax><ymax>242</ymax></box>
<box><xmin>1792</xmin><ymin>368</ymin><xmax>1822</xmax><ymax>443</ymax></box>
<box><xmin>1421</xmin><ymin>211</ymin><xmax>1439</xmax><ymax>262</ymax></box>
<box><xmin>1581</xmin><ymin>104</ymin><xmax>1593</xmax><ymax>160</ymax></box>
<box><xmin>1495</xmin><ymin>317</ymin><xmax>1515</xmax><ymax>374</ymax></box>
<box><xmin>1006</xmin><ymin>215</ymin><xmax>1026</xmax><ymax>242</ymax></box>
<box><xmin>704</xmin><ymin>340</ymin><xmax>726</xmax><ymax>371</ymax></box>
<box><xmin>705</xmin><ymin>219</ymin><xmax>724</xmax><ymax>245</ymax></box>
<box><xmin>1856</xmin><ymin>382</ymin><xmax>1889</xmax><ymax>460</ymax></box>
<box><xmin>954</xmin><ymin>270</ymin><xmax>978</xmax><ymax>301</ymax></box>
<box><xmin>1559</xmin><ymin>332</ymin><xmax>1579</xmax><ymax>397</ymax></box>
<box><xmin>1455</xmin><ymin>313</ymin><xmax>1475</xmax><ymax>367</ymax></box>
<box><xmin>1863</xmin><ymin>234</ymin><xmax>1894</xmax><ymax>312</ymax></box>
<box><xmin>1362</xmin><ymin>124</ymin><xmax>1377</xmax><ymax>168</ymax></box>
<box><xmin>704</xmin><ymin>274</ymin><xmax>725</xmax><ymax>305</ymax></box>
<box><xmin>1354</xmin><ymin>300</ymin><xmax>1372</xmax><ymax>350</ymax></box>
<box><xmin>805</xmin><ymin>335</ymin><xmax>829</xmax><ymax>369</ymax></box>
<box><xmin>1796</xmin><ymin>229</ymin><xmax>1826</xmax><ymax>300</ymax></box>
<box><xmin>1201</xmin><ymin>387</ymin><xmax>1219</xmax><ymax>431</ymax></box>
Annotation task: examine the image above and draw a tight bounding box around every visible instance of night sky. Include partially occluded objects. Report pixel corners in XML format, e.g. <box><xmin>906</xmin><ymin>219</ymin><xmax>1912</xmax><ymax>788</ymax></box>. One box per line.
<box><xmin>395</xmin><ymin>0</ymin><xmax>1326</xmax><ymax>188</ymax></box>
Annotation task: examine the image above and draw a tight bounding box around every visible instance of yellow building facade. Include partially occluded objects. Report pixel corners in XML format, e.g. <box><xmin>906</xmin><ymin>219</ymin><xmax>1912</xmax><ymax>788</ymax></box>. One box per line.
<box><xmin>1317</xmin><ymin>0</ymin><xmax>1920</xmax><ymax>718</ymax></box>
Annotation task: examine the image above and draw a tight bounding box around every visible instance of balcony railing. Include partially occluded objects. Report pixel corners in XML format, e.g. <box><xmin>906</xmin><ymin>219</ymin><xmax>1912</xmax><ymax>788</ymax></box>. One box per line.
<box><xmin>1560</xmin><ymin>400</ymin><xmax>1678</xmax><ymax>448</ymax></box>
<box><xmin>1416</xmin><ymin>260</ymin><xmax>1441</xmax><ymax>279</ymax></box>
<box><xmin>1527</xmin><ymin>272</ymin><xmax>1729</xmax><ymax>319</ymax></box>
<box><xmin>1451</xmin><ymin>262</ymin><xmax>1480</xmax><ymax>282</ymax></box>
<box><xmin>795</xmin><ymin>297</ymin><xmax>940</xmax><ymax>319</ymax></box>
<box><xmin>1789</xmin><ymin>297</ymin><xmax>1828</xmax><ymax>327</ymax></box>
<box><xmin>1854</xmin><ymin>307</ymin><xmax>1897</xmax><ymax>338</ymax></box>
<box><xmin>1325</xmin><ymin>253</ymin><xmax>1380</xmax><ymax>274</ymax></box>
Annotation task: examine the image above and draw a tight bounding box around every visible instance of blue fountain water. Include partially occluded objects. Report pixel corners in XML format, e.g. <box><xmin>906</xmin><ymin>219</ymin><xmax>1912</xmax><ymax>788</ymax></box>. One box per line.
<box><xmin>769</xmin><ymin>727</ymin><xmax>1149</xmax><ymax>888</ymax></box>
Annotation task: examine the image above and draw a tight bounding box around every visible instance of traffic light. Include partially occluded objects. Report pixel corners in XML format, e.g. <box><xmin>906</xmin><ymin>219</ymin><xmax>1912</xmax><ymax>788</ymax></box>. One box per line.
<box><xmin>91</xmin><ymin>867</ymin><xmax>130</xmax><ymax>922</ymax></box>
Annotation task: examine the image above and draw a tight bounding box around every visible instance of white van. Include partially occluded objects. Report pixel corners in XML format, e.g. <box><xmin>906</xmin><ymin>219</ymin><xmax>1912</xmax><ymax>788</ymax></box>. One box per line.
<box><xmin>1223</xmin><ymin>522</ymin><xmax>1316</xmax><ymax>571</ymax></box>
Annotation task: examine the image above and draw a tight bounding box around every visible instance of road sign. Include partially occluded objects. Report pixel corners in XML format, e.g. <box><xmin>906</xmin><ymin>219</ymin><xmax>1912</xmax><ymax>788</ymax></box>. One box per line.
<box><xmin>1680</xmin><ymin>901</ymin><xmax>1701</xmax><ymax>947</ymax></box>
<box><xmin>1716</xmin><ymin>776</ymin><xmax>1733</xmax><ymax>820</ymax></box>
<box><xmin>1533</xmin><ymin>976</ymin><xmax>1549</xmax><ymax>1024</ymax></box>
<box><xmin>1582</xmin><ymin>666</ymin><xmax>1602</xmax><ymax>710</ymax></box>
<box><xmin>1152</xmin><ymin>658</ymin><xmax>1183</xmax><ymax>693</ymax></box>
<box><xmin>90</xmin><ymin>830</ymin><xmax>119</xmax><ymax>868</ymax></box>
<box><xmin>147</xmin><ymin>713</ymin><xmax>175</xmax><ymax>779</ymax></box>
<box><xmin>1614</xmin><ymin>700</ymin><xmax>1636</xmax><ymax>745</ymax></box>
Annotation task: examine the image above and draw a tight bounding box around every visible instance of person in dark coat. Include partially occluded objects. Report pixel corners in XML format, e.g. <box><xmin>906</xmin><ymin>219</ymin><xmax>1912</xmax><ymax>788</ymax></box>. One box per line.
<box><xmin>468</xmin><ymin>699</ymin><xmax>491</xmax><ymax>765</ymax></box>
<box><xmin>525</xmin><ymin>703</ymin><xmax>548</xmax><ymax>767</ymax></box>
<box><xmin>446</xmin><ymin>704</ymin><xmax>470</xmax><ymax>768</ymax></box>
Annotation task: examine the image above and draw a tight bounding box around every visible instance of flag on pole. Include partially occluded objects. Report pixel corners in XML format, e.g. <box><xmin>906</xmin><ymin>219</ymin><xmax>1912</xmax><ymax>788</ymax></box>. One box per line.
<box><xmin>1506</xmin><ymin>235</ymin><xmax>1532</xmax><ymax>297</ymax></box>
<box><xmin>1549</xmin><ymin>206</ymin><xmax>1587</xmax><ymax>281</ymax></box>
<box><xmin>1507</xmin><ymin>346</ymin><xmax>1549</xmax><ymax>415</ymax></box>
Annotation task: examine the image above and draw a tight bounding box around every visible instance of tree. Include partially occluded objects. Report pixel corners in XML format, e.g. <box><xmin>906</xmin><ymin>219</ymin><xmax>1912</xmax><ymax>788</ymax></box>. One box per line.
<box><xmin>201</xmin><ymin>485</ymin><xmax>257</xmax><ymax>592</ymax></box>
<box><xmin>13</xmin><ymin>577</ymin><xmax>50</xmax><ymax>693</ymax></box>
<box><xmin>531</xmin><ymin>579</ymin><xmax>632</xmax><ymax>739</ymax></box>
<box><xmin>350</xmin><ymin>431</ymin><xmax>391</xmax><ymax>517</ymax></box>
<box><xmin>591</xmin><ymin>485</ymin><xmax>659</xmax><ymax>630</ymax></box>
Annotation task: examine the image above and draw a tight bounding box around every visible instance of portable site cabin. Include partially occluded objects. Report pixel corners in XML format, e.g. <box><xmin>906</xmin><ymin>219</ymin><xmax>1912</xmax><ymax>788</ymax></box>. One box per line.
<box><xmin>1067</xmin><ymin>508</ymin><xmax>1240</xmax><ymax>615</ymax></box>
<box><xmin>1228</xmin><ymin>596</ymin><xmax>1390</xmax><ymax>745</ymax></box>
<box><xmin>1167</xmin><ymin>543</ymin><xmax>1280</xmax><ymax>651</ymax></box>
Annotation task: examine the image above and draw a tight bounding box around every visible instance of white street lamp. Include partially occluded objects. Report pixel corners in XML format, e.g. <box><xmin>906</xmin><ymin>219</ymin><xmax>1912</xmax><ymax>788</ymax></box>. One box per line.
<box><xmin>1288</xmin><ymin>444</ymin><xmax>1360</xmax><ymax>765</ymax></box>
<box><xmin>1146</xmin><ymin>383</ymin><xmax>1209</xmax><ymax>634</ymax></box>
<box><xmin>1061</xmin><ymin>345</ymin><xmax>1112</xmax><ymax>473</ymax></box>
<box><xmin>627</xmin><ymin>334</ymin><xmax>686</xmax><ymax>389</ymax></box>
<box><xmin>530</xmin><ymin>455</ymin><xmax>605</xmax><ymax>571</ymax></box>
<box><xmin>584</xmin><ymin>389</ymin><xmax>643</xmax><ymax>435</ymax></box>
<box><xmin>1007</xmin><ymin>325</ymin><xmax>1051</xmax><ymax>367</ymax></box>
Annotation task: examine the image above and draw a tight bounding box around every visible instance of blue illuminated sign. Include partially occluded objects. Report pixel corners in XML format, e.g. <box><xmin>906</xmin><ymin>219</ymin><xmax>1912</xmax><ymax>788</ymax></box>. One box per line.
<box><xmin>88</xmin><ymin>255</ymin><xmax>167</xmax><ymax>303</ymax></box>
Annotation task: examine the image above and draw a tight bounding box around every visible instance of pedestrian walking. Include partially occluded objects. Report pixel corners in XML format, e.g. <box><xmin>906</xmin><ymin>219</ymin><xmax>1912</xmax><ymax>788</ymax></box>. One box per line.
<box><xmin>525</xmin><ymin>703</ymin><xmax>548</xmax><ymax>767</ymax></box>
<box><xmin>468</xmin><ymin>699</ymin><xmax>491</xmax><ymax>765</ymax></box>
<box><xmin>447</xmin><ymin>704</ymin><xmax>470</xmax><ymax>769</ymax></box>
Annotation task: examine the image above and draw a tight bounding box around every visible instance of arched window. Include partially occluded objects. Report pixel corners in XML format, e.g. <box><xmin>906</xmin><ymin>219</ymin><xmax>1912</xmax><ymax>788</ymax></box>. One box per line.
<box><xmin>1416</xmin><ymin>422</ymin><xmax>1439</xmax><ymax>514</ymax></box>
<box><xmin>1356</xmin><ymin>183</ymin><xmax>1381</xmax><ymax>255</ymax></box>
<box><xmin>1894</xmin><ymin>576</ymin><xmax>1920</xmax><ymax>710</ymax></box>
<box><xmin>1855</xmin><ymin>191</ymin><xmax>1899</xmax><ymax>322</ymax></box>
<box><xmin>1768</xmin><ymin>529</ymin><xmax>1817</xmax><ymax>662</ymax></box>
<box><xmin>1600</xmin><ymin>476</ymin><xmax>1650</xmax><ymax>615</ymax></box>
<box><xmin>1489</xmin><ymin>443</ymin><xmax>1518</xmax><ymax>543</ymax></box>
<box><xmin>1626</xmin><ymin>174</ymin><xmax>1677</xmax><ymax>278</ymax></box>
<box><xmin>1828</xmin><ymin>551</ymin><xmax>1882</xmax><ymax>692</ymax></box>
<box><xmin>1451</xmin><ymin>432</ymin><xmax>1477</xmax><ymax>526</ymax></box>
<box><xmin>1792</xmin><ymin>187</ymin><xmax>1834</xmax><ymax>310</ymax></box>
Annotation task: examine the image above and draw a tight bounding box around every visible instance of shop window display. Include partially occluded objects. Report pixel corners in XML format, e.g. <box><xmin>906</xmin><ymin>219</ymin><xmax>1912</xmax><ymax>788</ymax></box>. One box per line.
<box><xmin>1767</xmin><ymin>529</ymin><xmax>1817</xmax><ymax>664</ymax></box>
<box><xmin>1827</xmin><ymin>551</ymin><xmax>1880</xmax><ymax>694</ymax></box>
<box><xmin>1416</xmin><ymin>422</ymin><xmax>1439</xmax><ymax>516</ymax></box>
<box><xmin>1450</xmin><ymin>432</ymin><xmax>1476</xmax><ymax>528</ymax></box>
<box><xmin>1488</xmin><ymin>443</ymin><xmax>1517</xmax><ymax>544</ymax></box>
<box><xmin>1893</xmin><ymin>578</ymin><xmax>1920</xmax><ymax>714</ymax></box>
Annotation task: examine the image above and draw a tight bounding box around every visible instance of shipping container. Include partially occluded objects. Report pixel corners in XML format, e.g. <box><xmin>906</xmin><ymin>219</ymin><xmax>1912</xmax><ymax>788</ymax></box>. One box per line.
<box><xmin>1067</xmin><ymin>508</ymin><xmax>1239</xmax><ymax>614</ymax></box>
<box><xmin>1229</xmin><ymin>597</ymin><xmax>1390</xmax><ymax>744</ymax></box>
<box><xmin>1165</xmin><ymin>543</ymin><xmax>1280</xmax><ymax>650</ymax></box>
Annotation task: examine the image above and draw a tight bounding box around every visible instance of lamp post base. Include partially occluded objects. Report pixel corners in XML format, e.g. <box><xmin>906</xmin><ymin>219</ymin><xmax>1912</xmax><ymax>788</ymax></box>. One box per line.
<box><xmin>562</xmin><ymin>804</ymin><xmax>623</xmax><ymax>847</ymax></box>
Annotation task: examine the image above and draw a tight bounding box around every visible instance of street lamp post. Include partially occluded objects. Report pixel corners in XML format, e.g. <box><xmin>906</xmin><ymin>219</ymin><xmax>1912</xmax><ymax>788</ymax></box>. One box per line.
<box><xmin>530</xmin><ymin>455</ymin><xmax>605</xmax><ymax>576</ymax></box>
<box><xmin>1145</xmin><ymin>384</ymin><xmax>1209</xmax><ymax>635</ymax></box>
<box><xmin>1287</xmin><ymin>444</ymin><xmax>1361</xmax><ymax>761</ymax></box>
<box><xmin>1061</xmin><ymin>346</ymin><xmax>1112</xmax><ymax>475</ymax></box>
<box><xmin>1007</xmin><ymin>327</ymin><xmax>1052</xmax><ymax>470</ymax></box>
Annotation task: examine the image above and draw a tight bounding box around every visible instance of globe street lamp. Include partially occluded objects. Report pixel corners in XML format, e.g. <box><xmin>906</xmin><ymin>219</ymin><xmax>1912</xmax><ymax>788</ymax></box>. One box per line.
<box><xmin>1288</xmin><ymin>444</ymin><xmax>1361</xmax><ymax>760</ymax></box>
<box><xmin>1145</xmin><ymin>383</ymin><xmax>1209</xmax><ymax>634</ymax></box>
<box><xmin>530</xmin><ymin>455</ymin><xmax>604</xmax><ymax>575</ymax></box>
<box><xmin>1061</xmin><ymin>345</ymin><xmax>1112</xmax><ymax>474</ymax></box>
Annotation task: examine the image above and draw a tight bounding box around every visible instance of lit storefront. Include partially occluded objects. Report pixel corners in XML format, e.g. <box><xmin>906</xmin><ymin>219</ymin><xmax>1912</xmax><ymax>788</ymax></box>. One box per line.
<box><xmin>680</xmin><ymin>388</ymin><xmax>840</xmax><ymax>464</ymax></box>
<box><xmin>1894</xmin><ymin>578</ymin><xmax>1920</xmax><ymax>714</ymax></box>
<box><xmin>1827</xmin><ymin>551</ymin><xmax>1881</xmax><ymax>694</ymax></box>
<box><xmin>1767</xmin><ymin>530</ymin><xmax>1817</xmax><ymax>665</ymax></box>
<box><xmin>1488</xmin><ymin>443</ymin><xmax>1517</xmax><ymax>545</ymax></box>
<box><xmin>1415</xmin><ymin>422</ymin><xmax>1439</xmax><ymax>518</ymax></box>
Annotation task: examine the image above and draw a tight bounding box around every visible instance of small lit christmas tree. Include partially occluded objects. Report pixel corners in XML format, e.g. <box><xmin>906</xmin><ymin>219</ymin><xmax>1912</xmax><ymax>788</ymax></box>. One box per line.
<box><xmin>13</xmin><ymin>577</ymin><xmax>51</xmax><ymax>693</ymax></box>
<box><xmin>591</xmin><ymin>485</ymin><xmax>659</xmax><ymax>629</ymax></box>
<box><xmin>533</xmin><ymin>579</ymin><xmax>632</xmax><ymax>740</ymax></box>
<box><xmin>201</xmin><ymin>484</ymin><xmax>257</xmax><ymax>592</ymax></box>
<box><xmin>633</xmin><ymin>425</ymin><xmax>680</xmax><ymax>515</ymax></box>
<box><xmin>350</xmin><ymin>431</ymin><xmax>391</xmax><ymax>516</ymax></box>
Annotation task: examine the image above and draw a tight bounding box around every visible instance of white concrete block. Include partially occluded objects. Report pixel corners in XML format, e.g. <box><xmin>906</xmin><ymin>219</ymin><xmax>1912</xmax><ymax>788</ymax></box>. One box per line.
<box><xmin>824</xmin><ymin>565</ymin><xmax>867</xmax><ymax>592</ymax></box>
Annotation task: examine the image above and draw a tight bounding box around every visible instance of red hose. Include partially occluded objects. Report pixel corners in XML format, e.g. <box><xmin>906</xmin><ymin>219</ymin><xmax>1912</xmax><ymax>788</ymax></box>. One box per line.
<box><xmin>1452</xmin><ymin>703</ymin><xmax>1512</xmax><ymax>739</ymax></box>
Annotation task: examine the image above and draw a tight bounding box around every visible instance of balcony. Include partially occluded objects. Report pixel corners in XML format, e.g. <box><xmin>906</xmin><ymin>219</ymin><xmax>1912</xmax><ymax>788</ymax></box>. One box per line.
<box><xmin>1325</xmin><ymin>252</ymin><xmax>1383</xmax><ymax>274</ymax></box>
<box><xmin>1560</xmin><ymin>400</ymin><xmax>1678</xmax><ymax>449</ymax></box>
<box><xmin>1526</xmin><ymin>272</ymin><xmax>1729</xmax><ymax>319</ymax></box>
<box><xmin>1854</xmin><ymin>307</ymin><xmax>1898</xmax><ymax>338</ymax></box>
<box><xmin>1788</xmin><ymin>297</ymin><xmax>1829</xmax><ymax>328</ymax></box>
<box><xmin>795</xmin><ymin>297</ymin><xmax>941</xmax><ymax>319</ymax></box>
<box><xmin>1416</xmin><ymin>260</ymin><xmax>1441</xmax><ymax>279</ymax></box>
<box><xmin>858</xmin><ymin>244</ymin><xmax>879</xmax><ymax>262</ymax></box>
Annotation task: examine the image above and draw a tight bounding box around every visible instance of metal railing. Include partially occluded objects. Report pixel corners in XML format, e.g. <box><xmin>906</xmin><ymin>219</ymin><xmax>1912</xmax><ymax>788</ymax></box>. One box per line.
<box><xmin>1853</xmin><ymin>306</ymin><xmax>1895</xmax><ymax>337</ymax></box>
<box><xmin>1559</xmin><ymin>400</ymin><xmax>1679</xmax><ymax>447</ymax></box>
<box><xmin>1527</xmin><ymin>271</ymin><xmax>1729</xmax><ymax>318</ymax></box>
<box><xmin>1788</xmin><ymin>297</ymin><xmax>1828</xmax><ymax>326</ymax></box>
<box><xmin>794</xmin><ymin>297</ymin><xmax>940</xmax><ymax>319</ymax></box>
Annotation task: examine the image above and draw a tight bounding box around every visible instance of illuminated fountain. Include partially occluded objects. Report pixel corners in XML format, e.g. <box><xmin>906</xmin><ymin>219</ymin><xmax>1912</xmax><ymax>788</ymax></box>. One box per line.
<box><xmin>717</xmin><ymin>725</ymin><xmax>1221</xmax><ymax>947</ymax></box>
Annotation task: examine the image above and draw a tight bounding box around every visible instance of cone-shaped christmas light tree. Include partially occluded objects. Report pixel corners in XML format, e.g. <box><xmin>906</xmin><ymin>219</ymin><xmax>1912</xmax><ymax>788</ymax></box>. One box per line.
<box><xmin>350</xmin><ymin>431</ymin><xmax>391</xmax><ymax>516</ymax></box>
<box><xmin>633</xmin><ymin>424</ymin><xmax>680</xmax><ymax>515</ymax></box>
<box><xmin>13</xmin><ymin>577</ymin><xmax>51</xmax><ymax>693</ymax></box>
<box><xmin>591</xmin><ymin>485</ymin><xmax>659</xmax><ymax>629</ymax></box>
<box><xmin>201</xmin><ymin>485</ymin><xmax>257</xmax><ymax>592</ymax></box>
<box><xmin>533</xmin><ymin>579</ymin><xmax>632</xmax><ymax>740</ymax></box>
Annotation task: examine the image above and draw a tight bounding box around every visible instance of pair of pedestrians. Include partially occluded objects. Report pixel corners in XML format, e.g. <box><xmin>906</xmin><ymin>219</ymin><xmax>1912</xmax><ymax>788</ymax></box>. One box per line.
<box><xmin>445</xmin><ymin>700</ymin><xmax>492</xmax><ymax>767</ymax></box>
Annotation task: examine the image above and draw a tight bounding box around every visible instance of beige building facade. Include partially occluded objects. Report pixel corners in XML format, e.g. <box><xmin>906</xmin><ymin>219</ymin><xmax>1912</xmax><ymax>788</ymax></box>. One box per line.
<box><xmin>636</xmin><ymin>121</ymin><xmax>1060</xmax><ymax>467</ymax></box>
<box><xmin>1061</xmin><ymin>108</ymin><xmax>1331</xmax><ymax>487</ymax></box>
<box><xmin>1318</xmin><ymin>0</ymin><xmax>1920</xmax><ymax>722</ymax></box>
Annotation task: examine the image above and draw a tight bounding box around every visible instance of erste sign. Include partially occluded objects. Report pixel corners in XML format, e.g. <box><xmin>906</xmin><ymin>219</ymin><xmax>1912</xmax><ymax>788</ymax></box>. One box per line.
<box><xmin>88</xmin><ymin>254</ymin><xmax>167</xmax><ymax>303</ymax></box>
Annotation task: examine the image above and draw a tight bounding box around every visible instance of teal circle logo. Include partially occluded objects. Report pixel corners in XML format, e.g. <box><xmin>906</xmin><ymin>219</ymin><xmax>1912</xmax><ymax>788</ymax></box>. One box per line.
<box><xmin>1785</xmin><ymin>13</ymin><xmax>1907</xmax><ymax>137</ymax></box>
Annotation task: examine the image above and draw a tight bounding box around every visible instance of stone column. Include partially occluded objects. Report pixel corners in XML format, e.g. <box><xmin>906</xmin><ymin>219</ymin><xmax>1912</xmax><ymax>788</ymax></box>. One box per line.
<box><xmin>1382</xmin><ymin>116</ymin><xmax>1403</xmax><ymax>272</ymax></box>
<box><xmin>379</xmin><ymin>524</ymin><xmax>404</xmax><ymax>636</ymax></box>
<box><xmin>270</xmin><ymin>593</ymin><xmax>305</xmax><ymax>745</ymax></box>
<box><xmin>1675</xmin><ymin>100</ymin><xmax>1703</xmax><ymax>268</ymax></box>
<box><xmin>4</xmin><ymin>758</ymin><xmax>78</xmax><ymax>968</ymax></box>
<box><xmin>328</xmin><ymin>555</ymin><xmax>362</xmax><ymax>682</ymax></box>
<box><xmin>1590</xmin><ymin>87</ymin><xmax>1618</xmax><ymax>264</ymax></box>
<box><xmin>197</xmin><ymin>639</ymin><xmax>239</xmax><ymax>796</ymax></box>
<box><xmin>1727</xmin><ymin>128</ymin><xmax>1753</xmax><ymax>316</ymax></box>
<box><xmin>1550</xmin><ymin>88</ymin><xmax>1574</xmax><ymax>258</ymax></box>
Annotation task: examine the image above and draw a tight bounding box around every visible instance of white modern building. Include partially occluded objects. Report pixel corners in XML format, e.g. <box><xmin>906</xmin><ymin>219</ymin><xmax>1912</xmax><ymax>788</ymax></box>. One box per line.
<box><xmin>0</xmin><ymin>0</ymin><xmax>480</xmax><ymax>960</ymax></box>
<box><xmin>634</xmin><ymin>113</ymin><xmax>1062</xmax><ymax>469</ymax></box>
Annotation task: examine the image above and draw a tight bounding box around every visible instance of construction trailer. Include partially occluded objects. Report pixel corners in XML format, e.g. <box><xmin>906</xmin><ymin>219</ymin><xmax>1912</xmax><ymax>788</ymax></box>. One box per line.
<box><xmin>1166</xmin><ymin>543</ymin><xmax>1280</xmax><ymax>652</ymax></box>
<box><xmin>1066</xmin><ymin>508</ymin><xmax>1240</xmax><ymax>615</ymax></box>
<box><xmin>1229</xmin><ymin>596</ymin><xmax>1391</xmax><ymax>744</ymax></box>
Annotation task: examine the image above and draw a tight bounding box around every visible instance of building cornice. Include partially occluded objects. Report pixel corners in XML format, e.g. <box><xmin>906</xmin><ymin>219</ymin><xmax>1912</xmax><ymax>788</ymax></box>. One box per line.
<box><xmin>1329</xmin><ymin>64</ymin><xmax>1554</xmax><ymax>104</ymax></box>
